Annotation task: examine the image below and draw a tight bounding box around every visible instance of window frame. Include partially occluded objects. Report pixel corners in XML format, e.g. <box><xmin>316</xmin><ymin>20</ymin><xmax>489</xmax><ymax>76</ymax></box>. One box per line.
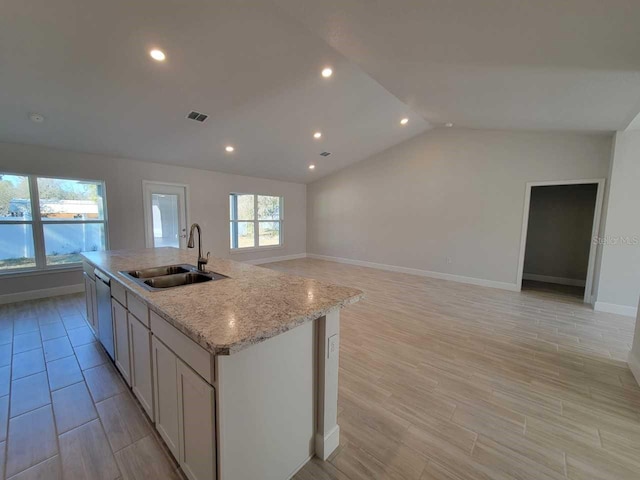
<box><xmin>0</xmin><ymin>171</ymin><xmax>109</xmax><ymax>275</ymax></box>
<box><xmin>229</xmin><ymin>193</ymin><xmax>283</xmax><ymax>252</ymax></box>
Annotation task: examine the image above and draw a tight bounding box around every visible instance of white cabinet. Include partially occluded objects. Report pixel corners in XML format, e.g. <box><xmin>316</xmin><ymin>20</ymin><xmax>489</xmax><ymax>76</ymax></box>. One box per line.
<box><xmin>152</xmin><ymin>336</ymin><xmax>180</xmax><ymax>458</ymax></box>
<box><xmin>153</xmin><ymin>337</ymin><xmax>216</xmax><ymax>480</ymax></box>
<box><xmin>83</xmin><ymin>272</ymin><xmax>98</xmax><ymax>334</ymax></box>
<box><xmin>112</xmin><ymin>299</ymin><xmax>131</xmax><ymax>386</ymax></box>
<box><xmin>84</xmin><ymin>271</ymin><xmax>216</xmax><ymax>480</ymax></box>
<box><xmin>177</xmin><ymin>358</ymin><xmax>216</xmax><ymax>480</ymax></box>
<box><xmin>129</xmin><ymin>313</ymin><xmax>154</xmax><ymax>419</ymax></box>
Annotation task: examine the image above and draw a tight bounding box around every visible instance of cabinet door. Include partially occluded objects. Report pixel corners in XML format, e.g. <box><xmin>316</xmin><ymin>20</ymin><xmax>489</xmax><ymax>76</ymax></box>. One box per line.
<box><xmin>112</xmin><ymin>299</ymin><xmax>131</xmax><ymax>386</ymax></box>
<box><xmin>89</xmin><ymin>280</ymin><xmax>99</xmax><ymax>333</ymax></box>
<box><xmin>177</xmin><ymin>359</ymin><xmax>216</xmax><ymax>480</ymax></box>
<box><xmin>83</xmin><ymin>273</ymin><xmax>97</xmax><ymax>334</ymax></box>
<box><xmin>129</xmin><ymin>313</ymin><xmax>154</xmax><ymax>419</ymax></box>
<box><xmin>152</xmin><ymin>336</ymin><xmax>180</xmax><ymax>459</ymax></box>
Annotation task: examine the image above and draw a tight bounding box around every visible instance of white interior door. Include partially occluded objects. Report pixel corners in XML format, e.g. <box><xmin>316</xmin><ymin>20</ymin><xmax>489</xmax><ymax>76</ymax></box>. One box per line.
<box><xmin>143</xmin><ymin>182</ymin><xmax>188</xmax><ymax>249</ymax></box>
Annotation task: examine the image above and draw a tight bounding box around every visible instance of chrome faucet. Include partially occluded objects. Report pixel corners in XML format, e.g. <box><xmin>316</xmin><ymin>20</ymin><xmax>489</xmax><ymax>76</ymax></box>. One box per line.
<box><xmin>187</xmin><ymin>223</ymin><xmax>210</xmax><ymax>272</ymax></box>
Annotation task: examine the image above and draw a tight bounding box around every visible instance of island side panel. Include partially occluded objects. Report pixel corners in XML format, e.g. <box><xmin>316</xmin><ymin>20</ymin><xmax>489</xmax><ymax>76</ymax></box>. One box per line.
<box><xmin>216</xmin><ymin>320</ymin><xmax>317</xmax><ymax>480</ymax></box>
<box><xmin>315</xmin><ymin>310</ymin><xmax>340</xmax><ymax>460</ymax></box>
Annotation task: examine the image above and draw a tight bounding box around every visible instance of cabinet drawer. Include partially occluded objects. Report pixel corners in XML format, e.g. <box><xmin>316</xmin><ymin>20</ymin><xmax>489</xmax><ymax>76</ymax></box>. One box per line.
<box><xmin>150</xmin><ymin>311</ymin><xmax>214</xmax><ymax>385</ymax></box>
<box><xmin>127</xmin><ymin>293</ymin><xmax>149</xmax><ymax>327</ymax></box>
<box><xmin>111</xmin><ymin>281</ymin><xmax>127</xmax><ymax>307</ymax></box>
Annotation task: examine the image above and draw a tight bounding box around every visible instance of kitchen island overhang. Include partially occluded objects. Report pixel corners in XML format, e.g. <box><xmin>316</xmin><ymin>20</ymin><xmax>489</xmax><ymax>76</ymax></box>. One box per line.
<box><xmin>81</xmin><ymin>247</ymin><xmax>362</xmax><ymax>480</ymax></box>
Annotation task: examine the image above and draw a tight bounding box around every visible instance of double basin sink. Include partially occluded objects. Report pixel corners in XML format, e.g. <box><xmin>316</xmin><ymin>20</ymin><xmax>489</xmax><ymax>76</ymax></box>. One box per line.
<box><xmin>120</xmin><ymin>264</ymin><xmax>228</xmax><ymax>291</ymax></box>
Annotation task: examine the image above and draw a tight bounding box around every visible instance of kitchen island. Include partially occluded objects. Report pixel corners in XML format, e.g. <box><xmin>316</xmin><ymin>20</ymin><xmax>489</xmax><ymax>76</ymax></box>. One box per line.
<box><xmin>81</xmin><ymin>248</ymin><xmax>362</xmax><ymax>480</ymax></box>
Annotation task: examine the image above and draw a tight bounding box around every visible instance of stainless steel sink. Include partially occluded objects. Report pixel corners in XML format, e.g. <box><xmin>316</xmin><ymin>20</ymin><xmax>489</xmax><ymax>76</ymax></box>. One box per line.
<box><xmin>144</xmin><ymin>272</ymin><xmax>216</xmax><ymax>289</ymax></box>
<box><xmin>127</xmin><ymin>264</ymin><xmax>191</xmax><ymax>279</ymax></box>
<box><xmin>120</xmin><ymin>264</ymin><xmax>228</xmax><ymax>291</ymax></box>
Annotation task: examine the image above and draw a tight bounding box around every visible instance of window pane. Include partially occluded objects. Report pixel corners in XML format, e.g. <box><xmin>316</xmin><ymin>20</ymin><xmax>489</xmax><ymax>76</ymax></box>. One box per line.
<box><xmin>0</xmin><ymin>174</ymin><xmax>31</xmax><ymax>220</ymax></box>
<box><xmin>258</xmin><ymin>196</ymin><xmax>280</xmax><ymax>220</ymax></box>
<box><xmin>37</xmin><ymin>177</ymin><xmax>105</xmax><ymax>221</ymax></box>
<box><xmin>43</xmin><ymin>223</ymin><xmax>105</xmax><ymax>266</ymax></box>
<box><xmin>259</xmin><ymin>221</ymin><xmax>280</xmax><ymax>246</ymax></box>
<box><xmin>230</xmin><ymin>222</ymin><xmax>255</xmax><ymax>248</ymax></box>
<box><xmin>230</xmin><ymin>194</ymin><xmax>254</xmax><ymax>221</ymax></box>
<box><xmin>152</xmin><ymin>193</ymin><xmax>179</xmax><ymax>248</ymax></box>
<box><xmin>0</xmin><ymin>224</ymin><xmax>36</xmax><ymax>270</ymax></box>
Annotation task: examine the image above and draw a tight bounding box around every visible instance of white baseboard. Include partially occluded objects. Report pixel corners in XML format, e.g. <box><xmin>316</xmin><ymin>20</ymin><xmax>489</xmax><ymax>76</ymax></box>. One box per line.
<box><xmin>244</xmin><ymin>253</ymin><xmax>307</xmax><ymax>266</ymax></box>
<box><xmin>523</xmin><ymin>273</ymin><xmax>586</xmax><ymax>287</ymax></box>
<box><xmin>594</xmin><ymin>301</ymin><xmax>638</xmax><ymax>318</ymax></box>
<box><xmin>629</xmin><ymin>350</ymin><xmax>640</xmax><ymax>387</ymax></box>
<box><xmin>0</xmin><ymin>283</ymin><xmax>85</xmax><ymax>305</ymax></box>
<box><xmin>315</xmin><ymin>425</ymin><xmax>340</xmax><ymax>461</ymax></box>
<box><xmin>307</xmin><ymin>254</ymin><xmax>519</xmax><ymax>292</ymax></box>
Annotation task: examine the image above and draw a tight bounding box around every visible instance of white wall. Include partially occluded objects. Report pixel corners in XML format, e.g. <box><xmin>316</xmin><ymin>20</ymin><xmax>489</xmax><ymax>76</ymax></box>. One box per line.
<box><xmin>0</xmin><ymin>142</ymin><xmax>306</xmax><ymax>297</ymax></box>
<box><xmin>629</xmin><ymin>299</ymin><xmax>640</xmax><ymax>385</ymax></box>
<box><xmin>307</xmin><ymin>128</ymin><xmax>612</xmax><ymax>287</ymax></box>
<box><xmin>595</xmin><ymin>130</ymin><xmax>640</xmax><ymax>316</ymax></box>
<box><xmin>523</xmin><ymin>184</ymin><xmax>598</xmax><ymax>283</ymax></box>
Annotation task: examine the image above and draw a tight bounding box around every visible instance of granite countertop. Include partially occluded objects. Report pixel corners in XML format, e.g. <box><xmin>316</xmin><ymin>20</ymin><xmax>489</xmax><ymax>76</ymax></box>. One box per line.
<box><xmin>81</xmin><ymin>248</ymin><xmax>363</xmax><ymax>355</ymax></box>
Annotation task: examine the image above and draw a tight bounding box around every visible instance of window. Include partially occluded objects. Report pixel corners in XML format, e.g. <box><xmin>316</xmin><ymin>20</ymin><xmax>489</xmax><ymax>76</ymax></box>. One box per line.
<box><xmin>0</xmin><ymin>173</ymin><xmax>108</xmax><ymax>272</ymax></box>
<box><xmin>230</xmin><ymin>194</ymin><xmax>282</xmax><ymax>250</ymax></box>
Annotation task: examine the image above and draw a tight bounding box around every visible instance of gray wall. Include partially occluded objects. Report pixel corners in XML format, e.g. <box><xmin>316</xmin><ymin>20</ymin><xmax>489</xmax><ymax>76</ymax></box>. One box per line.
<box><xmin>630</xmin><ymin>299</ymin><xmax>640</xmax><ymax>382</ymax></box>
<box><xmin>307</xmin><ymin>128</ymin><xmax>612</xmax><ymax>286</ymax></box>
<box><xmin>523</xmin><ymin>184</ymin><xmax>597</xmax><ymax>282</ymax></box>
<box><xmin>595</xmin><ymin>130</ymin><xmax>640</xmax><ymax>312</ymax></box>
<box><xmin>0</xmin><ymin>142</ymin><xmax>306</xmax><ymax>296</ymax></box>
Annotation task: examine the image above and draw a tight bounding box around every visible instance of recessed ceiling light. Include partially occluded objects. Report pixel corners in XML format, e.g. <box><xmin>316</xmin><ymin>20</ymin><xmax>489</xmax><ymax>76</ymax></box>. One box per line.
<box><xmin>150</xmin><ymin>49</ymin><xmax>166</xmax><ymax>61</ymax></box>
<box><xmin>321</xmin><ymin>67</ymin><xmax>333</xmax><ymax>78</ymax></box>
<box><xmin>400</xmin><ymin>118</ymin><xmax>409</xmax><ymax>125</ymax></box>
<box><xmin>29</xmin><ymin>113</ymin><xmax>45</xmax><ymax>123</ymax></box>
<box><xmin>225</xmin><ymin>146</ymin><xmax>235</xmax><ymax>153</ymax></box>
<box><xmin>309</xmin><ymin>164</ymin><xmax>316</xmax><ymax>170</ymax></box>
<box><xmin>445</xmin><ymin>122</ymin><xmax>454</xmax><ymax>128</ymax></box>
<box><xmin>313</xmin><ymin>132</ymin><xmax>322</xmax><ymax>139</ymax></box>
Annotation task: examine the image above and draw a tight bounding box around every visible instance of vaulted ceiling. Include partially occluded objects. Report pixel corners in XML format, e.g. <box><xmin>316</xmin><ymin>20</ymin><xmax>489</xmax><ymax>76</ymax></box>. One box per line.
<box><xmin>2</xmin><ymin>0</ymin><xmax>639</xmax><ymax>183</ymax></box>
<box><xmin>274</xmin><ymin>0</ymin><xmax>640</xmax><ymax>133</ymax></box>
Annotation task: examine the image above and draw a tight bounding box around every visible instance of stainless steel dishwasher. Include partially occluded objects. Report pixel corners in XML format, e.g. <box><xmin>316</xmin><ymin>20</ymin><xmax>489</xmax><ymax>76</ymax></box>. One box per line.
<box><xmin>94</xmin><ymin>268</ymin><xmax>115</xmax><ymax>360</ymax></box>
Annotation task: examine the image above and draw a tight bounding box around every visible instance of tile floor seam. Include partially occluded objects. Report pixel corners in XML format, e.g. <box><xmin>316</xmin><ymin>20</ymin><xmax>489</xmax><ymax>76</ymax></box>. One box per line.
<box><xmin>8</xmin><ymin>323</ymin><xmax>57</xmax><ymax>479</ymax></box>
<box><xmin>5</xmin><ymin>452</ymin><xmax>58</xmax><ymax>480</ymax></box>
<box><xmin>47</xmin><ymin>376</ymin><xmax>84</xmax><ymax>393</ymax></box>
<box><xmin>2</xmin><ymin>322</ymin><xmax>14</xmax><ymax>480</ymax></box>
<box><xmin>76</xmin><ymin>343</ymin><xmax>126</xmax><ymax>478</ymax></box>
<box><xmin>48</xmin><ymin>308</ymin><xmax>94</xmax><ymax>479</ymax></box>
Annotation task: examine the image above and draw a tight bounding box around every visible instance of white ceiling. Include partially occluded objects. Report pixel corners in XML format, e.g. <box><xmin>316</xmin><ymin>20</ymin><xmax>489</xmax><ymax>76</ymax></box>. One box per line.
<box><xmin>0</xmin><ymin>0</ymin><xmax>429</xmax><ymax>183</ymax></box>
<box><xmin>2</xmin><ymin>0</ymin><xmax>640</xmax><ymax>183</ymax></box>
<box><xmin>275</xmin><ymin>0</ymin><xmax>640</xmax><ymax>132</ymax></box>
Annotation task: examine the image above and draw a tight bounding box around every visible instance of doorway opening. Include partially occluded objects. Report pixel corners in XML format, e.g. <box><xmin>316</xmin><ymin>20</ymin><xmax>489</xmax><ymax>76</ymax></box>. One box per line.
<box><xmin>142</xmin><ymin>181</ymin><xmax>189</xmax><ymax>249</ymax></box>
<box><xmin>516</xmin><ymin>179</ymin><xmax>605</xmax><ymax>304</ymax></box>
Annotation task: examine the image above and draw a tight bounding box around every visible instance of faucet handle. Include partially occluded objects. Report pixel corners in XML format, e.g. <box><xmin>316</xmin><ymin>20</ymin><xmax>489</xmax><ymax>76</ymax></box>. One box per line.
<box><xmin>197</xmin><ymin>252</ymin><xmax>210</xmax><ymax>272</ymax></box>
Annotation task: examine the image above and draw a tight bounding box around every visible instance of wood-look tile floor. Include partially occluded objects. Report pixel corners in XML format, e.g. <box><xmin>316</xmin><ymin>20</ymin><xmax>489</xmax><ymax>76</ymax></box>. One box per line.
<box><xmin>271</xmin><ymin>259</ymin><xmax>640</xmax><ymax>480</ymax></box>
<box><xmin>1</xmin><ymin>259</ymin><xmax>638</xmax><ymax>480</ymax></box>
<box><xmin>0</xmin><ymin>294</ymin><xmax>183</xmax><ymax>480</ymax></box>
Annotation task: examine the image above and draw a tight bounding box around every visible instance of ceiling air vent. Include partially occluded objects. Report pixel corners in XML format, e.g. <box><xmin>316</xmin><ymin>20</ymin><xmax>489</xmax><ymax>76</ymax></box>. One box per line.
<box><xmin>320</xmin><ymin>151</ymin><xmax>331</xmax><ymax>157</ymax></box>
<box><xmin>186</xmin><ymin>111</ymin><xmax>209</xmax><ymax>123</ymax></box>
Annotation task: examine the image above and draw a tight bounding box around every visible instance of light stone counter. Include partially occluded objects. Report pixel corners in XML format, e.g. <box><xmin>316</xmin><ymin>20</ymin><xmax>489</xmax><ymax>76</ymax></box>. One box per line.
<box><xmin>82</xmin><ymin>247</ymin><xmax>363</xmax><ymax>355</ymax></box>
